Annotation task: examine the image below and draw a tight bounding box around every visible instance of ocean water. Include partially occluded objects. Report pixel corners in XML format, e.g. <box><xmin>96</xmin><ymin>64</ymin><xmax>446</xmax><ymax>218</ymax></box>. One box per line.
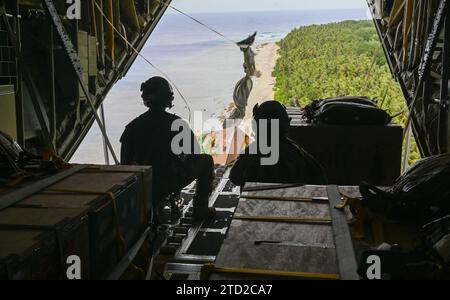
<box><xmin>71</xmin><ymin>9</ymin><xmax>368</xmax><ymax>164</ymax></box>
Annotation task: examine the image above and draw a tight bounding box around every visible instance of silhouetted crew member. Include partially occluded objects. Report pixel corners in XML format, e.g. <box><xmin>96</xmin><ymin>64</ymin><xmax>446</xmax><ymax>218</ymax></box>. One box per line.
<box><xmin>230</xmin><ymin>101</ymin><xmax>327</xmax><ymax>187</ymax></box>
<box><xmin>120</xmin><ymin>76</ymin><xmax>216</xmax><ymax>223</ymax></box>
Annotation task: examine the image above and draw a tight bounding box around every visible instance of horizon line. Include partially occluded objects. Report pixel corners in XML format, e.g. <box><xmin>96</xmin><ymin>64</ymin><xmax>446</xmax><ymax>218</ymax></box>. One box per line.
<box><xmin>165</xmin><ymin>7</ymin><xmax>368</xmax><ymax>15</ymax></box>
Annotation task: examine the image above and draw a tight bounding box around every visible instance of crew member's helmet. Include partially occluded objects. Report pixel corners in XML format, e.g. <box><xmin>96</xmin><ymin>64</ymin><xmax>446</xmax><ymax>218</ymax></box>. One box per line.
<box><xmin>252</xmin><ymin>101</ymin><xmax>291</xmax><ymax>135</ymax></box>
<box><xmin>140</xmin><ymin>76</ymin><xmax>174</xmax><ymax>109</ymax></box>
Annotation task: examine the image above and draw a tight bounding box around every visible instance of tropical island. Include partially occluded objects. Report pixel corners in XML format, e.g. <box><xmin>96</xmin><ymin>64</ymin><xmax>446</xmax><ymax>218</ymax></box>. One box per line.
<box><xmin>272</xmin><ymin>20</ymin><xmax>420</xmax><ymax>163</ymax></box>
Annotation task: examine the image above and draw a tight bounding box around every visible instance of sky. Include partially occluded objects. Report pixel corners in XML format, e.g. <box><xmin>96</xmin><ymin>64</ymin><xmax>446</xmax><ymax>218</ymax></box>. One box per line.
<box><xmin>169</xmin><ymin>0</ymin><xmax>367</xmax><ymax>13</ymax></box>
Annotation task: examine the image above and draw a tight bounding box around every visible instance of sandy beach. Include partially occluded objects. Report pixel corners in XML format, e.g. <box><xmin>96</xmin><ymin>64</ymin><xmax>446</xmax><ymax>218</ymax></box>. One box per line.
<box><xmin>245</xmin><ymin>42</ymin><xmax>280</xmax><ymax>119</ymax></box>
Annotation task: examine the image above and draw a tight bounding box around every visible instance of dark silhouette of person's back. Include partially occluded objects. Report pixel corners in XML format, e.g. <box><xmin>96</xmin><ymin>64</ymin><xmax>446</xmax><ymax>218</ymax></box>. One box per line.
<box><xmin>120</xmin><ymin>76</ymin><xmax>216</xmax><ymax>224</ymax></box>
<box><xmin>230</xmin><ymin>101</ymin><xmax>327</xmax><ymax>187</ymax></box>
<box><xmin>121</xmin><ymin>109</ymin><xmax>180</xmax><ymax>171</ymax></box>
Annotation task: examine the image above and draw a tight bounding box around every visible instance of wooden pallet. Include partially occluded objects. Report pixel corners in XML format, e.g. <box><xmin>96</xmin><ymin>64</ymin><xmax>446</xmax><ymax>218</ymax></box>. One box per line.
<box><xmin>206</xmin><ymin>183</ymin><xmax>360</xmax><ymax>280</ymax></box>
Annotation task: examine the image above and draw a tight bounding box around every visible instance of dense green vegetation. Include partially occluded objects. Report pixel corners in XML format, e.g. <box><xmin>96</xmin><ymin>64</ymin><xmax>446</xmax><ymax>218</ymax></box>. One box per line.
<box><xmin>273</xmin><ymin>20</ymin><xmax>420</xmax><ymax>163</ymax></box>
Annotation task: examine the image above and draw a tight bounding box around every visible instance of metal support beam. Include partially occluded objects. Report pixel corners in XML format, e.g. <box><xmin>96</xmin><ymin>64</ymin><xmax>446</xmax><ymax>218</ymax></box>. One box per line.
<box><xmin>1</xmin><ymin>3</ymin><xmax>56</xmax><ymax>154</ymax></box>
<box><xmin>405</xmin><ymin>0</ymin><xmax>448</xmax><ymax>155</ymax></box>
<box><xmin>22</xmin><ymin>68</ymin><xmax>57</xmax><ymax>154</ymax></box>
<box><xmin>417</xmin><ymin>0</ymin><xmax>448</xmax><ymax>83</ymax></box>
<box><xmin>438</xmin><ymin>11</ymin><xmax>450</xmax><ymax>153</ymax></box>
<box><xmin>0</xmin><ymin>2</ymin><xmax>23</xmax><ymax>146</ymax></box>
<box><xmin>327</xmin><ymin>185</ymin><xmax>359</xmax><ymax>280</ymax></box>
<box><xmin>423</xmin><ymin>74</ymin><xmax>433</xmax><ymax>154</ymax></box>
<box><xmin>100</xmin><ymin>103</ymin><xmax>110</xmax><ymax>165</ymax></box>
<box><xmin>402</xmin><ymin>122</ymin><xmax>413</xmax><ymax>173</ymax></box>
<box><xmin>10</xmin><ymin>1</ymin><xmax>24</xmax><ymax>146</ymax></box>
<box><xmin>48</xmin><ymin>20</ymin><xmax>56</xmax><ymax>145</ymax></box>
<box><xmin>367</xmin><ymin>0</ymin><xmax>427</xmax><ymax>157</ymax></box>
<box><xmin>41</xmin><ymin>0</ymin><xmax>119</xmax><ymax>164</ymax></box>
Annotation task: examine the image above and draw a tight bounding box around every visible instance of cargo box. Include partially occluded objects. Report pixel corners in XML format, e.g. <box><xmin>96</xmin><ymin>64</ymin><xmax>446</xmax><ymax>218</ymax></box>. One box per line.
<box><xmin>288</xmin><ymin>110</ymin><xmax>402</xmax><ymax>185</ymax></box>
<box><xmin>0</xmin><ymin>229</ymin><xmax>59</xmax><ymax>280</ymax></box>
<box><xmin>14</xmin><ymin>165</ymin><xmax>152</xmax><ymax>279</ymax></box>
<box><xmin>0</xmin><ymin>207</ymin><xmax>89</xmax><ymax>280</ymax></box>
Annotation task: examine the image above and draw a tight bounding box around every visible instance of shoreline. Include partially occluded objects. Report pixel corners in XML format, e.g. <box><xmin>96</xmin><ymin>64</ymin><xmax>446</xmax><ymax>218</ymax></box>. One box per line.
<box><xmin>218</xmin><ymin>41</ymin><xmax>280</xmax><ymax>122</ymax></box>
<box><xmin>166</xmin><ymin>40</ymin><xmax>281</xmax><ymax>121</ymax></box>
<box><xmin>245</xmin><ymin>42</ymin><xmax>280</xmax><ymax>119</ymax></box>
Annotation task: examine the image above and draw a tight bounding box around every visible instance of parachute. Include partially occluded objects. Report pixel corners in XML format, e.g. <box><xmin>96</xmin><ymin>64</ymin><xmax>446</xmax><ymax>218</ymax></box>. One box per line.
<box><xmin>230</xmin><ymin>32</ymin><xmax>257</xmax><ymax>119</ymax></box>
